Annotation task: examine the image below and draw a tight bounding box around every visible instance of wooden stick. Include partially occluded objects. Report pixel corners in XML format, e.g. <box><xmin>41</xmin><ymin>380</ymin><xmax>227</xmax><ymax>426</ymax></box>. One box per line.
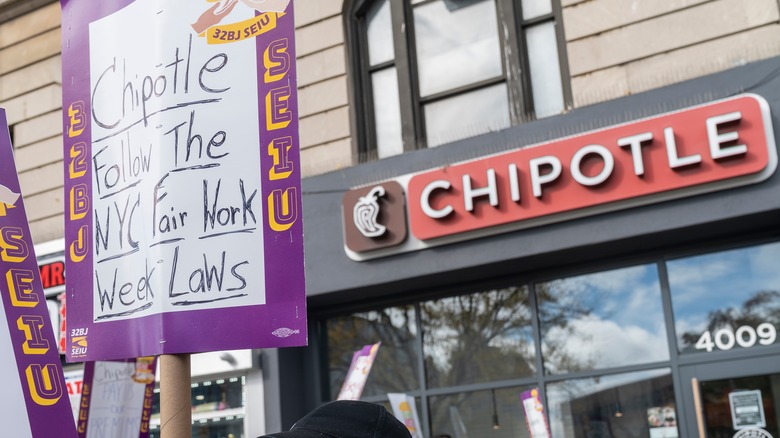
<box><xmin>691</xmin><ymin>378</ymin><xmax>706</xmax><ymax>438</ymax></box>
<box><xmin>160</xmin><ymin>354</ymin><xmax>192</xmax><ymax>438</ymax></box>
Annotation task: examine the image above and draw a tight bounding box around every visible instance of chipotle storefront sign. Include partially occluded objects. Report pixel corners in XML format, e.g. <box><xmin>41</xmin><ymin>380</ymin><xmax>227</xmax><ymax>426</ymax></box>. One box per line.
<box><xmin>342</xmin><ymin>94</ymin><xmax>777</xmax><ymax>260</ymax></box>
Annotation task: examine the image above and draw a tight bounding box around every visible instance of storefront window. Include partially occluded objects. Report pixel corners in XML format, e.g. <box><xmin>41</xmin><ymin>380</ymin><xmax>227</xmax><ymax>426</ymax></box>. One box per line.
<box><xmin>150</xmin><ymin>376</ymin><xmax>246</xmax><ymax>438</ymax></box>
<box><xmin>321</xmin><ymin>240</ymin><xmax>780</xmax><ymax>437</ymax></box>
<box><xmin>546</xmin><ymin>368</ymin><xmax>678</xmax><ymax>438</ymax></box>
<box><xmin>429</xmin><ymin>386</ymin><xmax>537</xmax><ymax>438</ymax></box>
<box><xmin>537</xmin><ymin>264</ymin><xmax>669</xmax><ymax>374</ymax></box>
<box><xmin>421</xmin><ymin>286</ymin><xmax>535</xmax><ymax>388</ymax></box>
<box><xmin>698</xmin><ymin>373</ymin><xmax>780</xmax><ymax>436</ymax></box>
<box><xmin>327</xmin><ymin>306</ymin><xmax>420</xmax><ymax>399</ymax></box>
<box><xmin>668</xmin><ymin>241</ymin><xmax>780</xmax><ymax>354</ymax></box>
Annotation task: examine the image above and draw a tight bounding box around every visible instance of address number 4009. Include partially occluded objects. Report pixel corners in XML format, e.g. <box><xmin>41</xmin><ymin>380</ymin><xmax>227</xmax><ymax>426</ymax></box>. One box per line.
<box><xmin>695</xmin><ymin>323</ymin><xmax>777</xmax><ymax>352</ymax></box>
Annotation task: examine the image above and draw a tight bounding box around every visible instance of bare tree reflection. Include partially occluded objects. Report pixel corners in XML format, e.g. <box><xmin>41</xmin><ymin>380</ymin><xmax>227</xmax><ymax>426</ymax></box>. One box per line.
<box><xmin>680</xmin><ymin>290</ymin><xmax>780</xmax><ymax>350</ymax></box>
<box><xmin>421</xmin><ymin>287</ymin><xmax>535</xmax><ymax>388</ymax></box>
<box><xmin>327</xmin><ymin>306</ymin><xmax>420</xmax><ymax>398</ymax></box>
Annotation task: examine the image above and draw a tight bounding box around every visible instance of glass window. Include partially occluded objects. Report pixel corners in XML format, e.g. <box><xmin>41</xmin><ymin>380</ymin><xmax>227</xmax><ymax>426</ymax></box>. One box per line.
<box><xmin>372</xmin><ymin>67</ymin><xmax>404</xmax><ymax>158</ymax></box>
<box><xmin>327</xmin><ymin>306</ymin><xmax>420</xmax><ymax>399</ymax></box>
<box><xmin>350</xmin><ymin>0</ymin><xmax>568</xmax><ymax>159</ymax></box>
<box><xmin>366</xmin><ymin>0</ymin><xmax>394</xmax><ymax>66</ymax></box>
<box><xmin>424</xmin><ymin>83</ymin><xmax>510</xmax><ymax>147</ymax></box>
<box><xmin>413</xmin><ymin>0</ymin><xmax>502</xmax><ymax>97</ymax></box>
<box><xmin>537</xmin><ymin>264</ymin><xmax>669</xmax><ymax>374</ymax></box>
<box><xmin>526</xmin><ymin>21</ymin><xmax>565</xmax><ymax>118</ymax></box>
<box><xmin>421</xmin><ymin>286</ymin><xmax>535</xmax><ymax>388</ymax></box>
<box><xmin>668</xmin><ymin>241</ymin><xmax>780</xmax><ymax>354</ymax></box>
<box><xmin>150</xmin><ymin>376</ymin><xmax>246</xmax><ymax>438</ymax></box>
<box><xmin>429</xmin><ymin>386</ymin><xmax>537</xmax><ymax>438</ymax></box>
<box><xmin>521</xmin><ymin>0</ymin><xmax>552</xmax><ymax>20</ymax></box>
<box><xmin>547</xmin><ymin>368</ymin><xmax>678</xmax><ymax>438</ymax></box>
<box><xmin>698</xmin><ymin>373</ymin><xmax>780</xmax><ymax>437</ymax></box>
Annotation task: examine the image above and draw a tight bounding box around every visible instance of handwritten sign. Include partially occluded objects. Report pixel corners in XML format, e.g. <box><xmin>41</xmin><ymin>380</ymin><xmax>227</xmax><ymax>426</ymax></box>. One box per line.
<box><xmin>0</xmin><ymin>108</ymin><xmax>77</xmax><ymax>436</ymax></box>
<box><xmin>77</xmin><ymin>359</ymin><xmax>157</xmax><ymax>438</ymax></box>
<box><xmin>61</xmin><ymin>0</ymin><xmax>306</xmax><ymax>361</ymax></box>
<box><xmin>65</xmin><ymin>369</ymin><xmax>85</xmax><ymax>422</ymax></box>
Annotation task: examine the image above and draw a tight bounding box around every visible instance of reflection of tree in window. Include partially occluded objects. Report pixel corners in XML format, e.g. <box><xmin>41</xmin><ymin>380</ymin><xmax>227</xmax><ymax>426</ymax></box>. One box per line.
<box><xmin>421</xmin><ymin>287</ymin><xmax>535</xmax><ymax>388</ymax></box>
<box><xmin>536</xmin><ymin>280</ymin><xmax>597</xmax><ymax>374</ymax></box>
<box><xmin>680</xmin><ymin>290</ymin><xmax>780</xmax><ymax>351</ymax></box>
<box><xmin>327</xmin><ymin>306</ymin><xmax>420</xmax><ymax>398</ymax></box>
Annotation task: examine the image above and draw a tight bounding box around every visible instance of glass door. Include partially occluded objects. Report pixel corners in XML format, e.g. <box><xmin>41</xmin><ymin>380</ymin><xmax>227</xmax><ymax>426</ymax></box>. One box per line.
<box><xmin>680</xmin><ymin>356</ymin><xmax>780</xmax><ymax>438</ymax></box>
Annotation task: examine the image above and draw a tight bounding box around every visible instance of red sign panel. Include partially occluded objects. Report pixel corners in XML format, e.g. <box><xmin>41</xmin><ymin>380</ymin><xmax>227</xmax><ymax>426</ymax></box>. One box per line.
<box><xmin>407</xmin><ymin>94</ymin><xmax>776</xmax><ymax>241</ymax></box>
<box><xmin>39</xmin><ymin>259</ymin><xmax>65</xmax><ymax>290</ymax></box>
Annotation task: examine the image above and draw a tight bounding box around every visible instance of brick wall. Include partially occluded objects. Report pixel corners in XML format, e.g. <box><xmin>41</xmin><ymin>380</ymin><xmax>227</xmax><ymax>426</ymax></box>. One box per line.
<box><xmin>4</xmin><ymin>0</ymin><xmax>780</xmax><ymax>243</ymax></box>
<box><xmin>0</xmin><ymin>2</ymin><xmax>63</xmax><ymax>244</ymax></box>
<box><xmin>294</xmin><ymin>0</ymin><xmax>353</xmax><ymax>177</ymax></box>
<box><xmin>564</xmin><ymin>0</ymin><xmax>780</xmax><ymax>107</ymax></box>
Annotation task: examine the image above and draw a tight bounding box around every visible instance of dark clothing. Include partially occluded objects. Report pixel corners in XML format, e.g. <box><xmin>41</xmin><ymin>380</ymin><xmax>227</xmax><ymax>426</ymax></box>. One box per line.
<box><xmin>259</xmin><ymin>400</ymin><xmax>413</xmax><ymax>438</ymax></box>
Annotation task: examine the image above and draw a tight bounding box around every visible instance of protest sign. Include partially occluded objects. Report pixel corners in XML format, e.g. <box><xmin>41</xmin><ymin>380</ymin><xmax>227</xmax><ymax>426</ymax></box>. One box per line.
<box><xmin>0</xmin><ymin>108</ymin><xmax>76</xmax><ymax>436</ymax></box>
<box><xmin>521</xmin><ymin>388</ymin><xmax>550</xmax><ymax>438</ymax></box>
<box><xmin>77</xmin><ymin>358</ymin><xmax>157</xmax><ymax>437</ymax></box>
<box><xmin>337</xmin><ymin>342</ymin><xmax>381</xmax><ymax>400</ymax></box>
<box><xmin>388</xmin><ymin>393</ymin><xmax>423</xmax><ymax>438</ymax></box>
<box><xmin>65</xmin><ymin>369</ymin><xmax>85</xmax><ymax>422</ymax></box>
<box><xmin>60</xmin><ymin>0</ymin><xmax>306</xmax><ymax>362</ymax></box>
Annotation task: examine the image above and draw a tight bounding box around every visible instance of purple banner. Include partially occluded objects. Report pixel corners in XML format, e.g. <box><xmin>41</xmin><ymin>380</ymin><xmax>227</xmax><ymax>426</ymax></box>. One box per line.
<box><xmin>521</xmin><ymin>388</ymin><xmax>550</xmax><ymax>438</ymax></box>
<box><xmin>0</xmin><ymin>108</ymin><xmax>76</xmax><ymax>436</ymax></box>
<box><xmin>77</xmin><ymin>358</ymin><xmax>157</xmax><ymax>437</ymax></box>
<box><xmin>60</xmin><ymin>0</ymin><xmax>306</xmax><ymax>361</ymax></box>
<box><xmin>337</xmin><ymin>342</ymin><xmax>381</xmax><ymax>400</ymax></box>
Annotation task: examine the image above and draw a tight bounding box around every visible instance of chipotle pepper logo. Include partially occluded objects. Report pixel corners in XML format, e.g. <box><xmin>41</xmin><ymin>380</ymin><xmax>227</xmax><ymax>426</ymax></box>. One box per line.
<box><xmin>343</xmin><ymin>182</ymin><xmax>407</xmax><ymax>254</ymax></box>
<box><xmin>354</xmin><ymin>186</ymin><xmax>387</xmax><ymax>237</ymax></box>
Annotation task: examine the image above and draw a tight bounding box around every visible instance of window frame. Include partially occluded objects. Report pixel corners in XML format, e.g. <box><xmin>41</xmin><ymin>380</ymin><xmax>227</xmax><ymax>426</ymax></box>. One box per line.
<box><xmin>343</xmin><ymin>0</ymin><xmax>572</xmax><ymax>161</ymax></box>
<box><xmin>314</xmin><ymin>235</ymin><xmax>780</xmax><ymax>437</ymax></box>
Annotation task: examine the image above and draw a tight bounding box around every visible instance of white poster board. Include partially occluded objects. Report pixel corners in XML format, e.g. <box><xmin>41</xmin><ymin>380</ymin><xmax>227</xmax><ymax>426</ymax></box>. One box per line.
<box><xmin>64</xmin><ymin>369</ymin><xmax>85</xmax><ymax>422</ymax></box>
<box><xmin>388</xmin><ymin>393</ymin><xmax>423</xmax><ymax>438</ymax></box>
<box><xmin>77</xmin><ymin>359</ymin><xmax>157</xmax><ymax>437</ymax></box>
<box><xmin>0</xmin><ymin>301</ymin><xmax>34</xmax><ymax>437</ymax></box>
<box><xmin>729</xmin><ymin>390</ymin><xmax>766</xmax><ymax>430</ymax></box>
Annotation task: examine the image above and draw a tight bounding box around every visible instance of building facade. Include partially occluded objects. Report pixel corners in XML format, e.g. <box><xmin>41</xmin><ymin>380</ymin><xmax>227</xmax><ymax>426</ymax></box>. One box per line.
<box><xmin>3</xmin><ymin>0</ymin><xmax>780</xmax><ymax>437</ymax></box>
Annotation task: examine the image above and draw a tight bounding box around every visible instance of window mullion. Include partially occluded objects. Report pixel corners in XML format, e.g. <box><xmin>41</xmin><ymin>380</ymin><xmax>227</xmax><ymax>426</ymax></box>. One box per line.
<box><xmin>551</xmin><ymin>0</ymin><xmax>573</xmax><ymax>111</ymax></box>
<box><xmin>496</xmin><ymin>0</ymin><xmax>529</xmax><ymax>125</ymax></box>
<box><xmin>389</xmin><ymin>0</ymin><xmax>422</xmax><ymax>152</ymax></box>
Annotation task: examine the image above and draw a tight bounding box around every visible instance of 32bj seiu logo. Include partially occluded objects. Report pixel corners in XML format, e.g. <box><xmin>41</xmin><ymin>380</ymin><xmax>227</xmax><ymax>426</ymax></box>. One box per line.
<box><xmin>192</xmin><ymin>0</ymin><xmax>291</xmax><ymax>44</ymax></box>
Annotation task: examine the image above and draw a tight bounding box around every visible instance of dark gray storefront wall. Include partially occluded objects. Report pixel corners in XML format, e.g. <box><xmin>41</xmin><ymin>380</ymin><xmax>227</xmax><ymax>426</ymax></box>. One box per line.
<box><xmin>302</xmin><ymin>56</ymin><xmax>780</xmax><ymax>308</ymax></box>
<box><xmin>262</xmin><ymin>57</ymin><xmax>780</xmax><ymax>434</ymax></box>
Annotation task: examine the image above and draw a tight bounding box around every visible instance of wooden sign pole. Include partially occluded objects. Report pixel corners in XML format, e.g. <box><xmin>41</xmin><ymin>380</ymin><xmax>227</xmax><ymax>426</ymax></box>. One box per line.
<box><xmin>160</xmin><ymin>354</ymin><xmax>192</xmax><ymax>438</ymax></box>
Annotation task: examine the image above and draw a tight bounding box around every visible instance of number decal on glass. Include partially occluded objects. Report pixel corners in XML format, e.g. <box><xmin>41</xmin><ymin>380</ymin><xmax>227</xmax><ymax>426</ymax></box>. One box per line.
<box><xmin>757</xmin><ymin>323</ymin><xmax>777</xmax><ymax>345</ymax></box>
<box><xmin>694</xmin><ymin>323</ymin><xmax>776</xmax><ymax>352</ymax></box>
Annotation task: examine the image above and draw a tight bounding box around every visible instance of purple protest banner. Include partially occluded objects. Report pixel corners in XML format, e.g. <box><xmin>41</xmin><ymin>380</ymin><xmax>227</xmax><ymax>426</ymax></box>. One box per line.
<box><xmin>0</xmin><ymin>108</ymin><xmax>77</xmax><ymax>436</ymax></box>
<box><xmin>60</xmin><ymin>0</ymin><xmax>306</xmax><ymax>362</ymax></box>
<box><xmin>521</xmin><ymin>388</ymin><xmax>550</xmax><ymax>438</ymax></box>
<box><xmin>77</xmin><ymin>358</ymin><xmax>157</xmax><ymax>437</ymax></box>
<box><xmin>337</xmin><ymin>342</ymin><xmax>381</xmax><ymax>400</ymax></box>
